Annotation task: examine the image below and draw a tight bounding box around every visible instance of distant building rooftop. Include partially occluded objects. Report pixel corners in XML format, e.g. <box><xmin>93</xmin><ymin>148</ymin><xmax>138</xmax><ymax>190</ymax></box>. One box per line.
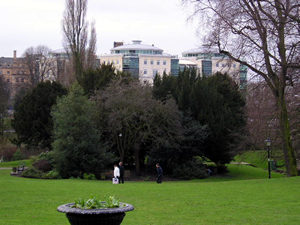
<box><xmin>111</xmin><ymin>40</ymin><xmax>163</xmax><ymax>55</ymax></box>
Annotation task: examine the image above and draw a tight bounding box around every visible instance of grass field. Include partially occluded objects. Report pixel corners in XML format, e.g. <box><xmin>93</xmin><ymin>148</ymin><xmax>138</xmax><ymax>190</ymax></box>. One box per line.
<box><xmin>0</xmin><ymin>159</ymin><xmax>32</xmax><ymax>168</ymax></box>
<box><xmin>0</xmin><ymin>165</ymin><xmax>299</xmax><ymax>225</ymax></box>
<box><xmin>234</xmin><ymin>150</ymin><xmax>285</xmax><ymax>170</ymax></box>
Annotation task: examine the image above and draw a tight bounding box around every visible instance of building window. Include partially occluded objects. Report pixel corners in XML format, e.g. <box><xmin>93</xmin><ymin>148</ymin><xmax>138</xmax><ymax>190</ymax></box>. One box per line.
<box><xmin>112</xmin><ymin>60</ymin><xmax>115</xmax><ymax>64</ymax></box>
<box><xmin>144</xmin><ymin>60</ymin><xmax>147</xmax><ymax>65</ymax></box>
<box><xmin>7</xmin><ymin>71</ymin><xmax>10</xmax><ymax>74</ymax></box>
<box><xmin>16</xmin><ymin>78</ymin><xmax>19</xmax><ymax>82</ymax></box>
<box><xmin>116</xmin><ymin>60</ymin><xmax>119</xmax><ymax>64</ymax></box>
<box><xmin>233</xmin><ymin>64</ymin><xmax>236</xmax><ymax>68</ymax></box>
<box><xmin>21</xmin><ymin>78</ymin><xmax>24</xmax><ymax>82</ymax></box>
<box><xmin>216</xmin><ymin>63</ymin><xmax>219</xmax><ymax>67</ymax></box>
<box><xmin>7</xmin><ymin>79</ymin><xmax>10</xmax><ymax>82</ymax></box>
<box><xmin>157</xmin><ymin>60</ymin><xmax>160</xmax><ymax>65</ymax></box>
<box><xmin>153</xmin><ymin>69</ymin><xmax>158</xmax><ymax>76</ymax></box>
<box><xmin>150</xmin><ymin>60</ymin><xmax>153</xmax><ymax>65</ymax></box>
<box><xmin>222</xmin><ymin>64</ymin><xmax>225</xmax><ymax>67</ymax></box>
<box><xmin>144</xmin><ymin>69</ymin><xmax>147</xmax><ymax>75</ymax></box>
<box><xmin>163</xmin><ymin>60</ymin><xmax>166</xmax><ymax>65</ymax></box>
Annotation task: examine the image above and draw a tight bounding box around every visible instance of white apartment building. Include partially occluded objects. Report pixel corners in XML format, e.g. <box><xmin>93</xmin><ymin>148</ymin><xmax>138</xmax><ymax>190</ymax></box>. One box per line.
<box><xmin>180</xmin><ymin>46</ymin><xmax>247</xmax><ymax>89</ymax></box>
<box><xmin>99</xmin><ymin>40</ymin><xmax>179</xmax><ymax>84</ymax></box>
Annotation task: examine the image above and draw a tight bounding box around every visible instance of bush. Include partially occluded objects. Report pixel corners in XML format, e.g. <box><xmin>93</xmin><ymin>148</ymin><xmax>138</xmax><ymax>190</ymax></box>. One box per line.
<box><xmin>33</xmin><ymin>159</ymin><xmax>52</xmax><ymax>172</ymax></box>
<box><xmin>83</xmin><ymin>173</ymin><xmax>96</xmax><ymax>180</ymax></box>
<box><xmin>12</xmin><ymin>149</ymin><xmax>23</xmax><ymax>161</ymax></box>
<box><xmin>172</xmin><ymin>159</ymin><xmax>207</xmax><ymax>179</ymax></box>
<box><xmin>44</xmin><ymin>170</ymin><xmax>61</xmax><ymax>179</ymax></box>
<box><xmin>22</xmin><ymin>167</ymin><xmax>44</xmax><ymax>178</ymax></box>
<box><xmin>0</xmin><ymin>146</ymin><xmax>17</xmax><ymax>161</ymax></box>
<box><xmin>31</xmin><ymin>151</ymin><xmax>55</xmax><ymax>172</ymax></box>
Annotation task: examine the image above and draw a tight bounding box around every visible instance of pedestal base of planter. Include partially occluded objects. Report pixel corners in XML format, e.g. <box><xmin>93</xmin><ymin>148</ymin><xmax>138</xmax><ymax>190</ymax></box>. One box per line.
<box><xmin>57</xmin><ymin>202</ymin><xmax>134</xmax><ymax>225</ymax></box>
<box><xmin>66</xmin><ymin>212</ymin><xmax>125</xmax><ymax>225</ymax></box>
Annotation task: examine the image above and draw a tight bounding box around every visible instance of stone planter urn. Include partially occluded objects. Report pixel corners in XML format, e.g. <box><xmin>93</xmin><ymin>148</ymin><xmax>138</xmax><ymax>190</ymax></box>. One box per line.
<box><xmin>57</xmin><ymin>202</ymin><xmax>134</xmax><ymax>225</ymax></box>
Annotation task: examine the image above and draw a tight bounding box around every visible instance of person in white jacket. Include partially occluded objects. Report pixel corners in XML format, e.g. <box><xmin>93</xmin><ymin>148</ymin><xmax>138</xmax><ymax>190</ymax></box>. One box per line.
<box><xmin>113</xmin><ymin>164</ymin><xmax>120</xmax><ymax>183</ymax></box>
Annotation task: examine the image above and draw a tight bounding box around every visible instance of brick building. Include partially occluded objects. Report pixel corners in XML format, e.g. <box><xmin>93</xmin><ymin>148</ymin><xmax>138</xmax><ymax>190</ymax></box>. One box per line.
<box><xmin>0</xmin><ymin>51</ymin><xmax>30</xmax><ymax>104</ymax></box>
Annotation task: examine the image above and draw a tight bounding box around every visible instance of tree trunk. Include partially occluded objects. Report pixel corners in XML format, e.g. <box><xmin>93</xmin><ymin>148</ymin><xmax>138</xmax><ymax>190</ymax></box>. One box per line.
<box><xmin>276</xmin><ymin>88</ymin><xmax>298</xmax><ymax>176</ymax></box>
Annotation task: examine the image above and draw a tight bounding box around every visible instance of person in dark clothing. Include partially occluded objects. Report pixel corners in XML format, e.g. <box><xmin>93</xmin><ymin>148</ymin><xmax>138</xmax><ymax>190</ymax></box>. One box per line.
<box><xmin>118</xmin><ymin>161</ymin><xmax>125</xmax><ymax>184</ymax></box>
<box><xmin>156</xmin><ymin>163</ymin><xmax>163</xmax><ymax>184</ymax></box>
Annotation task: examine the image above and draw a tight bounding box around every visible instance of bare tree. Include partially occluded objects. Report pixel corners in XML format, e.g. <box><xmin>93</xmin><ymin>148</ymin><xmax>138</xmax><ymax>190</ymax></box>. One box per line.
<box><xmin>62</xmin><ymin>0</ymin><xmax>97</xmax><ymax>84</ymax></box>
<box><xmin>23</xmin><ymin>45</ymin><xmax>55</xmax><ymax>86</ymax></box>
<box><xmin>185</xmin><ymin>0</ymin><xmax>300</xmax><ymax>176</ymax></box>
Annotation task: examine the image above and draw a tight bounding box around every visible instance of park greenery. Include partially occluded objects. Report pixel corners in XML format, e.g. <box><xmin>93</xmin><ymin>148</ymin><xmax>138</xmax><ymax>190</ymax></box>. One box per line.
<box><xmin>9</xmin><ymin>65</ymin><xmax>247</xmax><ymax>179</ymax></box>
<box><xmin>12</xmin><ymin>81</ymin><xmax>67</xmax><ymax>149</ymax></box>
<box><xmin>1</xmin><ymin>0</ymin><xmax>298</xmax><ymax>181</ymax></box>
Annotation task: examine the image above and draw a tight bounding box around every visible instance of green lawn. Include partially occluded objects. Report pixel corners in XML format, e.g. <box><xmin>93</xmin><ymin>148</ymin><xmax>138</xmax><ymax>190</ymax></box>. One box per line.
<box><xmin>0</xmin><ymin>165</ymin><xmax>299</xmax><ymax>225</ymax></box>
<box><xmin>234</xmin><ymin>150</ymin><xmax>285</xmax><ymax>170</ymax></box>
<box><xmin>0</xmin><ymin>159</ymin><xmax>32</xmax><ymax>168</ymax></box>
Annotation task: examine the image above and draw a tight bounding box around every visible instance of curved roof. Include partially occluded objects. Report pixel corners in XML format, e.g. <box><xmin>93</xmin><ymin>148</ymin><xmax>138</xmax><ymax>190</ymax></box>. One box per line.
<box><xmin>111</xmin><ymin>40</ymin><xmax>163</xmax><ymax>52</ymax></box>
<box><xmin>182</xmin><ymin>46</ymin><xmax>219</xmax><ymax>55</ymax></box>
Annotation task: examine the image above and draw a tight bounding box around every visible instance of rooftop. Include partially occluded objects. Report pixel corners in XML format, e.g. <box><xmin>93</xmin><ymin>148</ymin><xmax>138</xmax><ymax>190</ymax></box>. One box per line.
<box><xmin>111</xmin><ymin>40</ymin><xmax>163</xmax><ymax>53</ymax></box>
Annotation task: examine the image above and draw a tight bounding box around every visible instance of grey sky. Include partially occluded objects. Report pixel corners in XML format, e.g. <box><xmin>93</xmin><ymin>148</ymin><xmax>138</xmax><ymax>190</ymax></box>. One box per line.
<box><xmin>0</xmin><ymin>0</ymin><xmax>201</xmax><ymax>57</ymax></box>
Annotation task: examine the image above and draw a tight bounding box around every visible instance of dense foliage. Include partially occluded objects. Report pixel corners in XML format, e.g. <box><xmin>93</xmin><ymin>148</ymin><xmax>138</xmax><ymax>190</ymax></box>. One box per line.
<box><xmin>153</xmin><ymin>70</ymin><xmax>246</xmax><ymax>168</ymax></box>
<box><xmin>12</xmin><ymin>81</ymin><xmax>67</xmax><ymax>149</ymax></box>
<box><xmin>51</xmin><ymin>83</ymin><xmax>113</xmax><ymax>178</ymax></box>
<box><xmin>94</xmin><ymin>79</ymin><xmax>185</xmax><ymax>175</ymax></box>
<box><xmin>80</xmin><ymin>64</ymin><xmax>131</xmax><ymax>95</ymax></box>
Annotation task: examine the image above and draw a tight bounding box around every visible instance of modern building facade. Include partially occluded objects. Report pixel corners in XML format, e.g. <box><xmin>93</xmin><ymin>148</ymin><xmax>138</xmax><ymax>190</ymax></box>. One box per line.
<box><xmin>99</xmin><ymin>40</ymin><xmax>179</xmax><ymax>84</ymax></box>
<box><xmin>180</xmin><ymin>47</ymin><xmax>247</xmax><ymax>89</ymax></box>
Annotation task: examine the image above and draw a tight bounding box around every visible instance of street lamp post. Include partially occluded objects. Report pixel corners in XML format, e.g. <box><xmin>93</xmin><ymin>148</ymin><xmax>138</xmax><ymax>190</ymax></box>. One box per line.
<box><xmin>265</xmin><ymin>138</ymin><xmax>271</xmax><ymax>179</ymax></box>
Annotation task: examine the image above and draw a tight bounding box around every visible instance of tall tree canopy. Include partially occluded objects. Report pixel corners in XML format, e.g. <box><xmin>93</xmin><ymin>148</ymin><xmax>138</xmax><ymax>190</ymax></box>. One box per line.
<box><xmin>94</xmin><ymin>79</ymin><xmax>183</xmax><ymax>175</ymax></box>
<box><xmin>185</xmin><ymin>0</ymin><xmax>300</xmax><ymax>175</ymax></box>
<box><xmin>12</xmin><ymin>81</ymin><xmax>67</xmax><ymax>149</ymax></box>
<box><xmin>153</xmin><ymin>70</ymin><xmax>246</xmax><ymax>168</ymax></box>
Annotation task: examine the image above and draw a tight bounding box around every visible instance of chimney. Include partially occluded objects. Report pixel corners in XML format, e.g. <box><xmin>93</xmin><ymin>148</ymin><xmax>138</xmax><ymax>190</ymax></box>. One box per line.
<box><xmin>13</xmin><ymin>50</ymin><xmax>17</xmax><ymax>60</ymax></box>
<box><xmin>114</xmin><ymin>42</ymin><xmax>124</xmax><ymax>48</ymax></box>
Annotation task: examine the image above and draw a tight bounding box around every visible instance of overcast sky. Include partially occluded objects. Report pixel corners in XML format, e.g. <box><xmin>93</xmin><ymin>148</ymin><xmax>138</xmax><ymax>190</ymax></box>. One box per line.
<box><xmin>0</xmin><ymin>0</ymin><xmax>202</xmax><ymax>58</ymax></box>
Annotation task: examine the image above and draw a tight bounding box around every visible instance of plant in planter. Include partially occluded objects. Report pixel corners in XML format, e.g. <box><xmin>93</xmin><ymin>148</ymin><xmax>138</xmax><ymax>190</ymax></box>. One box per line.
<box><xmin>57</xmin><ymin>196</ymin><xmax>134</xmax><ymax>225</ymax></box>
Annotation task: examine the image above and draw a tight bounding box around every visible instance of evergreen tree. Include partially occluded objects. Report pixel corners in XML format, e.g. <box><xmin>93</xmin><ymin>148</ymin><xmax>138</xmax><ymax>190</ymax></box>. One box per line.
<box><xmin>80</xmin><ymin>64</ymin><xmax>131</xmax><ymax>96</ymax></box>
<box><xmin>12</xmin><ymin>81</ymin><xmax>67</xmax><ymax>149</ymax></box>
<box><xmin>52</xmin><ymin>83</ymin><xmax>112</xmax><ymax>178</ymax></box>
<box><xmin>191</xmin><ymin>73</ymin><xmax>246</xmax><ymax>168</ymax></box>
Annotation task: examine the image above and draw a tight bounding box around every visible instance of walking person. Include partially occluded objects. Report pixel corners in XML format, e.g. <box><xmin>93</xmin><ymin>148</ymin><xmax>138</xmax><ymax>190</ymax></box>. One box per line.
<box><xmin>156</xmin><ymin>163</ymin><xmax>163</xmax><ymax>184</ymax></box>
<box><xmin>113</xmin><ymin>164</ymin><xmax>120</xmax><ymax>184</ymax></box>
<box><xmin>119</xmin><ymin>162</ymin><xmax>125</xmax><ymax>184</ymax></box>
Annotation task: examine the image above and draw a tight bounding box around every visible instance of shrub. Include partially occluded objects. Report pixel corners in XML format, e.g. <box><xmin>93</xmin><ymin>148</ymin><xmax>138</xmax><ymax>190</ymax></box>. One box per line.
<box><xmin>22</xmin><ymin>167</ymin><xmax>44</xmax><ymax>178</ymax></box>
<box><xmin>83</xmin><ymin>173</ymin><xmax>96</xmax><ymax>180</ymax></box>
<box><xmin>172</xmin><ymin>159</ymin><xmax>207</xmax><ymax>179</ymax></box>
<box><xmin>44</xmin><ymin>170</ymin><xmax>61</xmax><ymax>179</ymax></box>
<box><xmin>33</xmin><ymin>159</ymin><xmax>52</xmax><ymax>172</ymax></box>
<box><xmin>12</xmin><ymin>149</ymin><xmax>23</xmax><ymax>161</ymax></box>
<box><xmin>0</xmin><ymin>146</ymin><xmax>17</xmax><ymax>161</ymax></box>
